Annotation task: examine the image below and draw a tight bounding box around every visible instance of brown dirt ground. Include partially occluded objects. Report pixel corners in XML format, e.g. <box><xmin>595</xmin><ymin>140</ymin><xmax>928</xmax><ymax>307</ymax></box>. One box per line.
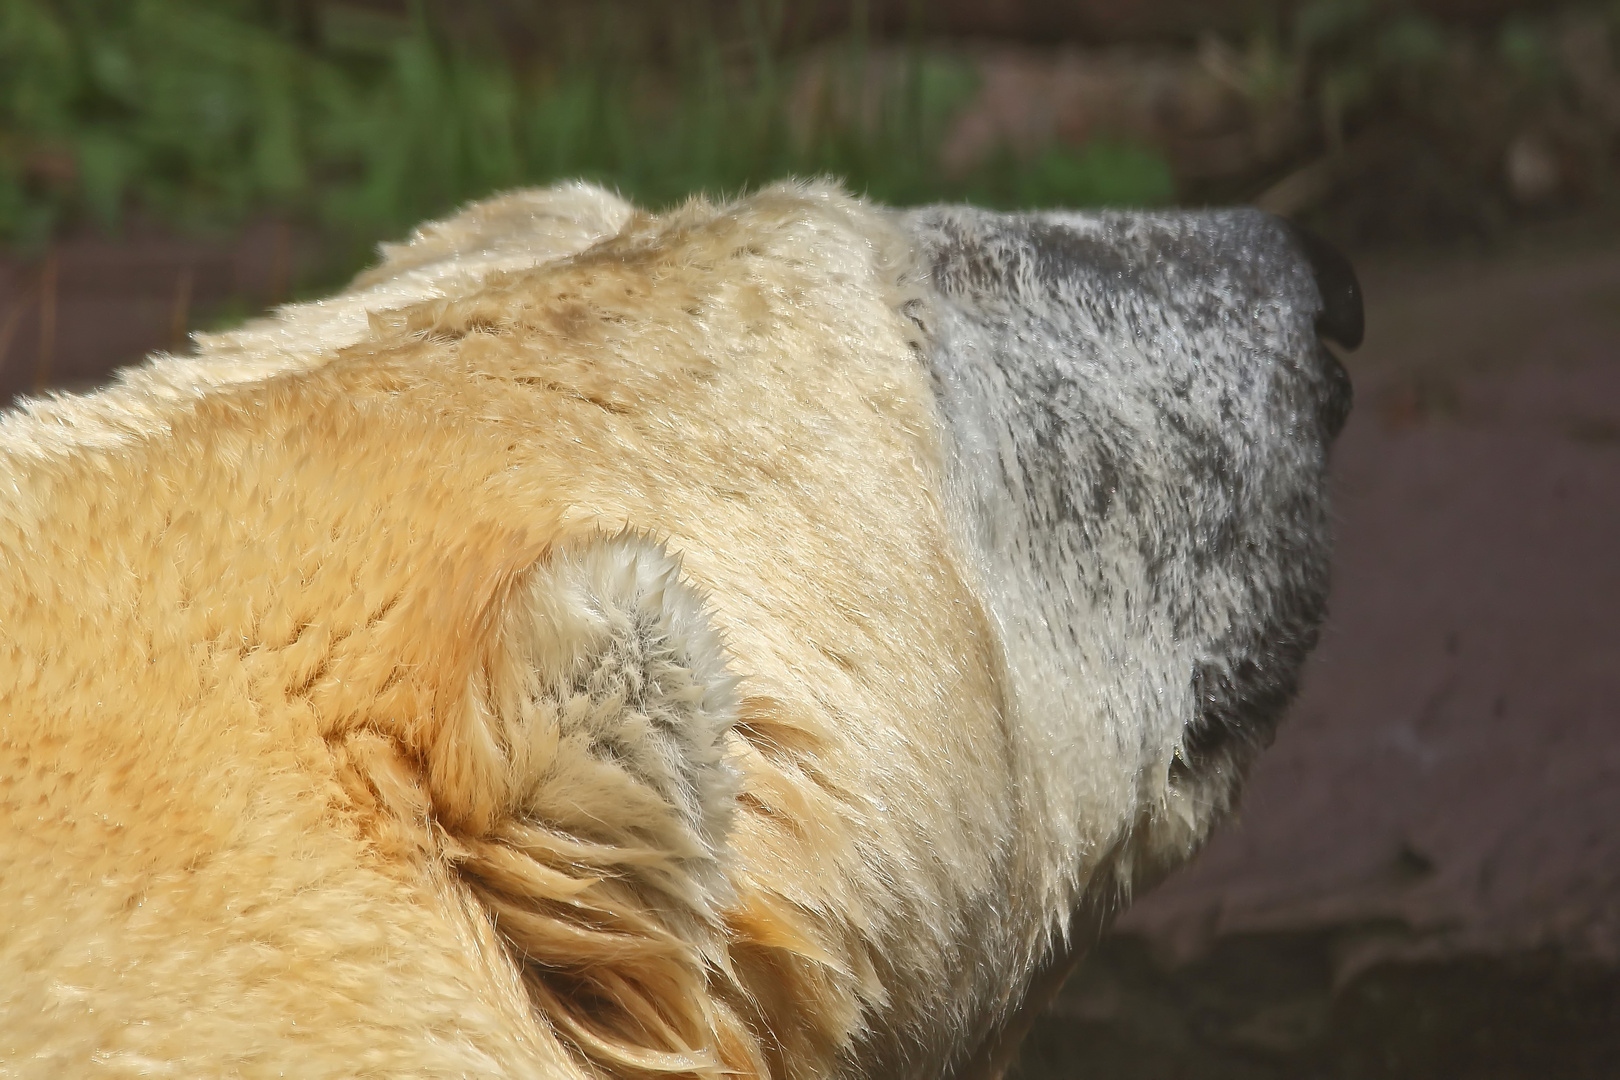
<box><xmin>3</xmin><ymin>212</ymin><xmax>1617</xmax><ymax>1077</ymax></box>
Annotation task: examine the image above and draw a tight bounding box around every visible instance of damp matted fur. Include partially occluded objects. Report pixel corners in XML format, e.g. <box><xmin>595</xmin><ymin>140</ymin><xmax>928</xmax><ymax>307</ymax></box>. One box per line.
<box><xmin>0</xmin><ymin>182</ymin><xmax>1343</xmax><ymax>1078</ymax></box>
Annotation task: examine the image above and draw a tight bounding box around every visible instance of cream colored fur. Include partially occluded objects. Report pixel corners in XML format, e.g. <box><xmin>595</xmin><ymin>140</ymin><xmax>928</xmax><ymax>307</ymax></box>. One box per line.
<box><xmin>0</xmin><ymin>181</ymin><xmax>1335</xmax><ymax>1078</ymax></box>
<box><xmin>0</xmin><ymin>183</ymin><xmax>1040</xmax><ymax>1078</ymax></box>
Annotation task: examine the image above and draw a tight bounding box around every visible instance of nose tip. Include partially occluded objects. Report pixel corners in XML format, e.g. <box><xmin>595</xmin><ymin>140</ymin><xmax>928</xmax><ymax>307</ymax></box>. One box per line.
<box><xmin>1280</xmin><ymin>221</ymin><xmax>1365</xmax><ymax>351</ymax></box>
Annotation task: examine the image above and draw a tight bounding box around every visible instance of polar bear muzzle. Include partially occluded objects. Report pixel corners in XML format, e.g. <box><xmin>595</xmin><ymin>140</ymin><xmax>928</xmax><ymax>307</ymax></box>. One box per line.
<box><xmin>907</xmin><ymin>205</ymin><xmax>1357</xmax><ymax>871</ymax></box>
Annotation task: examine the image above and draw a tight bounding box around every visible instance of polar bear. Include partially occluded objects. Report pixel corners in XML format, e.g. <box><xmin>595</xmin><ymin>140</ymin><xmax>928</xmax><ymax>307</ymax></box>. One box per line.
<box><xmin>0</xmin><ymin>181</ymin><xmax>1356</xmax><ymax>1079</ymax></box>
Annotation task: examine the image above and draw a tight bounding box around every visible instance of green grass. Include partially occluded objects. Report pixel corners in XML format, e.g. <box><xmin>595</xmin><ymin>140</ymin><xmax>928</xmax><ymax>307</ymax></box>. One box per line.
<box><xmin>0</xmin><ymin>0</ymin><xmax>1175</xmax><ymax>276</ymax></box>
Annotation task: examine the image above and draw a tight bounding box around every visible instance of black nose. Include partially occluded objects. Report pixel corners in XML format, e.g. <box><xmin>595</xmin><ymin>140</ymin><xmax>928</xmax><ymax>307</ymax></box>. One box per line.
<box><xmin>1281</xmin><ymin>222</ymin><xmax>1364</xmax><ymax>351</ymax></box>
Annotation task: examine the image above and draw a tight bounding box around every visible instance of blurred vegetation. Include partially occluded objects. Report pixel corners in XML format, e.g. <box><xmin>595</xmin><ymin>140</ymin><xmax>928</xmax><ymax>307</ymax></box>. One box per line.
<box><xmin>1</xmin><ymin>0</ymin><xmax>1614</xmax><ymax>267</ymax></box>
<box><xmin>0</xmin><ymin>0</ymin><xmax>1171</xmax><ymax>266</ymax></box>
<box><xmin>1213</xmin><ymin>0</ymin><xmax>1620</xmax><ymax>239</ymax></box>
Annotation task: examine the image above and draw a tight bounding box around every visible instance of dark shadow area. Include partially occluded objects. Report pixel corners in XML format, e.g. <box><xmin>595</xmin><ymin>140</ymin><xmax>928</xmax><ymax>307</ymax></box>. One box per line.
<box><xmin>1016</xmin><ymin>931</ymin><xmax>1620</xmax><ymax>1080</ymax></box>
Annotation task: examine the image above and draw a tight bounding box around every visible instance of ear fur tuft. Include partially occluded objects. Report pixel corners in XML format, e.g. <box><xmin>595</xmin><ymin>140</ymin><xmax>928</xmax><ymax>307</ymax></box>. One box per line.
<box><xmin>499</xmin><ymin>531</ymin><xmax>742</xmax><ymax>906</ymax></box>
<box><xmin>379</xmin><ymin>529</ymin><xmax>749</xmax><ymax>1076</ymax></box>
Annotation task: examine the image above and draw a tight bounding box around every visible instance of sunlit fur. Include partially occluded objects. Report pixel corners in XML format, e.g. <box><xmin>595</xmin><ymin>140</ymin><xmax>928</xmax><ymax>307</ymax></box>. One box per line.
<box><xmin>0</xmin><ymin>182</ymin><xmax>1337</xmax><ymax>1078</ymax></box>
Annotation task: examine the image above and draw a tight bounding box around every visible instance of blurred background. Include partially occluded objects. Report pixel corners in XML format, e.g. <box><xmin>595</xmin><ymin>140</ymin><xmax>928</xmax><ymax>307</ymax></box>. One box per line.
<box><xmin>2</xmin><ymin>1</ymin><xmax>1616</xmax><ymax>1076</ymax></box>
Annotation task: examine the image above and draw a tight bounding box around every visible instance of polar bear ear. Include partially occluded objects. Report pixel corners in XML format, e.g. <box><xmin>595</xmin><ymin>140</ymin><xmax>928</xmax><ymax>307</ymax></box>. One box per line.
<box><xmin>356</xmin><ymin>182</ymin><xmax>637</xmax><ymax>289</ymax></box>
<box><xmin>494</xmin><ymin>532</ymin><xmax>741</xmax><ymax>891</ymax></box>
<box><xmin>381</xmin><ymin>530</ymin><xmax>745</xmax><ymax>1074</ymax></box>
<box><xmin>419</xmin><ymin>530</ymin><xmax>742</xmax><ymax>908</ymax></box>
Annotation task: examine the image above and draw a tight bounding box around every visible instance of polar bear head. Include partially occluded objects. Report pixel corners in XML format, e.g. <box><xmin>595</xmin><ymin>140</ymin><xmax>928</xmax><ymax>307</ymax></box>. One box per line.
<box><xmin>0</xmin><ymin>182</ymin><xmax>1355</xmax><ymax>1080</ymax></box>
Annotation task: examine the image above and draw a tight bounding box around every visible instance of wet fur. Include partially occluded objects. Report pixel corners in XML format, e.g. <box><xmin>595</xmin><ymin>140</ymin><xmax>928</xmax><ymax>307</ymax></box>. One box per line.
<box><xmin>0</xmin><ymin>183</ymin><xmax>1338</xmax><ymax>1078</ymax></box>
